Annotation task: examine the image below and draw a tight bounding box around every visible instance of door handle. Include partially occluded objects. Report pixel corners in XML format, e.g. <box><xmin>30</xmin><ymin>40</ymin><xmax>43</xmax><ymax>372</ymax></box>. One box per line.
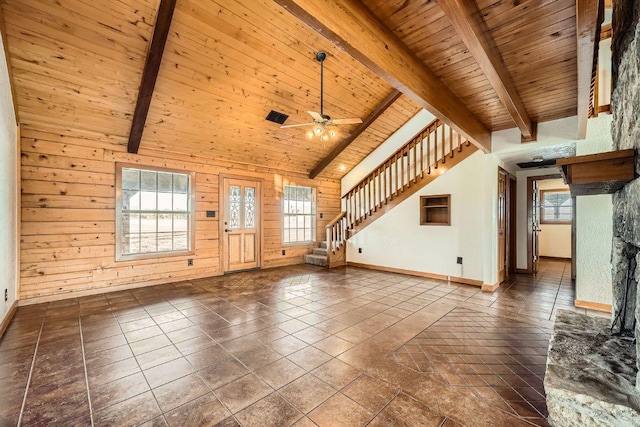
<box><xmin>225</xmin><ymin>229</ymin><xmax>231</xmax><ymax>232</ymax></box>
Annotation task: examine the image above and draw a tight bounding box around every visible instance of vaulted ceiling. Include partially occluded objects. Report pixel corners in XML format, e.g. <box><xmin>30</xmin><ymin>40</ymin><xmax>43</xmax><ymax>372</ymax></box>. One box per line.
<box><xmin>1</xmin><ymin>0</ymin><xmax>584</xmax><ymax>180</ymax></box>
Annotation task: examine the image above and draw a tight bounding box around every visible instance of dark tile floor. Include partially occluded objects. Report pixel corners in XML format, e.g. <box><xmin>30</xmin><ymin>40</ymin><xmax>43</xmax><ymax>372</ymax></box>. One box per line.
<box><xmin>0</xmin><ymin>259</ymin><xmax>607</xmax><ymax>426</ymax></box>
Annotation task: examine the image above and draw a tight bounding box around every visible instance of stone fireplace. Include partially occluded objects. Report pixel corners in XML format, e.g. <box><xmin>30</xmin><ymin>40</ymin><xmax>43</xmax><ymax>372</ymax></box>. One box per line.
<box><xmin>611</xmin><ymin>0</ymin><xmax>640</xmax><ymax>385</ymax></box>
<box><xmin>544</xmin><ymin>1</ymin><xmax>640</xmax><ymax>425</ymax></box>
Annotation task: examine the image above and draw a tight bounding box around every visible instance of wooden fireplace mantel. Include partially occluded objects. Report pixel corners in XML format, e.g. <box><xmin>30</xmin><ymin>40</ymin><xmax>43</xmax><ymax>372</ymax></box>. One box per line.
<box><xmin>556</xmin><ymin>149</ymin><xmax>636</xmax><ymax>196</ymax></box>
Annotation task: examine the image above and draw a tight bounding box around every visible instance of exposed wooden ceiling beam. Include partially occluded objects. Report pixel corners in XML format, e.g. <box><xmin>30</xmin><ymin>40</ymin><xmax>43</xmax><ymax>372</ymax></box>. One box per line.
<box><xmin>576</xmin><ymin>0</ymin><xmax>600</xmax><ymax>139</ymax></box>
<box><xmin>309</xmin><ymin>89</ymin><xmax>402</xmax><ymax>179</ymax></box>
<box><xmin>273</xmin><ymin>0</ymin><xmax>492</xmax><ymax>153</ymax></box>
<box><xmin>127</xmin><ymin>0</ymin><xmax>177</xmax><ymax>154</ymax></box>
<box><xmin>439</xmin><ymin>0</ymin><xmax>535</xmax><ymax>141</ymax></box>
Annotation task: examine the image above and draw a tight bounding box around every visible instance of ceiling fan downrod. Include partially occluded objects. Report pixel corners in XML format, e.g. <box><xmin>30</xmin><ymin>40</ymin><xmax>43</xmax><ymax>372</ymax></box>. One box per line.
<box><xmin>316</xmin><ymin>51</ymin><xmax>328</xmax><ymax>120</ymax></box>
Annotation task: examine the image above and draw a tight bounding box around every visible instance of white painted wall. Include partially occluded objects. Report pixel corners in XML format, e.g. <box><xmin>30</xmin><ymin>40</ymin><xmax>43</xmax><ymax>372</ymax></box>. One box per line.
<box><xmin>346</xmin><ymin>151</ymin><xmax>501</xmax><ymax>286</ymax></box>
<box><xmin>538</xmin><ymin>179</ymin><xmax>571</xmax><ymax>259</ymax></box>
<box><xmin>0</xmin><ymin>32</ymin><xmax>18</xmax><ymax>329</ymax></box>
<box><xmin>342</xmin><ymin>109</ymin><xmax>435</xmax><ymax>194</ymax></box>
<box><xmin>575</xmin><ymin>115</ymin><xmax>614</xmax><ymax>305</ymax></box>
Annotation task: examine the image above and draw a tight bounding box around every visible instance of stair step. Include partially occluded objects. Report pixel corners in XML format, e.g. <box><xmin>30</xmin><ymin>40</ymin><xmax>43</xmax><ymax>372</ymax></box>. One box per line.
<box><xmin>313</xmin><ymin>247</ymin><xmax>328</xmax><ymax>256</ymax></box>
<box><xmin>319</xmin><ymin>241</ymin><xmax>328</xmax><ymax>249</ymax></box>
<box><xmin>304</xmin><ymin>254</ymin><xmax>327</xmax><ymax>267</ymax></box>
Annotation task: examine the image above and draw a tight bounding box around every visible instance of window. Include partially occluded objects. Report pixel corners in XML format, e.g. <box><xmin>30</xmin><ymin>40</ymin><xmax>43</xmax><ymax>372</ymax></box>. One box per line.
<box><xmin>540</xmin><ymin>190</ymin><xmax>572</xmax><ymax>224</ymax></box>
<box><xmin>116</xmin><ymin>164</ymin><xmax>195</xmax><ymax>261</ymax></box>
<box><xmin>283</xmin><ymin>185</ymin><xmax>316</xmax><ymax>243</ymax></box>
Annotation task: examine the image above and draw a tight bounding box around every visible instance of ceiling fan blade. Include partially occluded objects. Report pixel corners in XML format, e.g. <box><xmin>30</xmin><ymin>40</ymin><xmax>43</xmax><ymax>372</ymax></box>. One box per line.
<box><xmin>307</xmin><ymin>111</ymin><xmax>324</xmax><ymax>121</ymax></box>
<box><xmin>280</xmin><ymin>122</ymin><xmax>315</xmax><ymax>129</ymax></box>
<box><xmin>330</xmin><ymin>118</ymin><xmax>363</xmax><ymax>125</ymax></box>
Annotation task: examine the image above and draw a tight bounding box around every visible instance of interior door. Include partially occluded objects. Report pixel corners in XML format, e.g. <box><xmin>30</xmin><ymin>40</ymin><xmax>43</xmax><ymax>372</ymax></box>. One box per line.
<box><xmin>532</xmin><ymin>180</ymin><xmax>541</xmax><ymax>274</ymax></box>
<box><xmin>222</xmin><ymin>177</ymin><xmax>261</xmax><ymax>272</ymax></box>
<box><xmin>497</xmin><ymin>170</ymin><xmax>507</xmax><ymax>283</ymax></box>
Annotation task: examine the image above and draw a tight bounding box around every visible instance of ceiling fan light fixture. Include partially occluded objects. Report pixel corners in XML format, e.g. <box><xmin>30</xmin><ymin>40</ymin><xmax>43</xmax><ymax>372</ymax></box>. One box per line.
<box><xmin>313</xmin><ymin>125</ymin><xmax>324</xmax><ymax>136</ymax></box>
<box><xmin>329</xmin><ymin>129</ymin><xmax>336</xmax><ymax>138</ymax></box>
<box><xmin>321</xmin><ymin>134</ymin><xmax>329</xmax><ymax>143</ymax></box>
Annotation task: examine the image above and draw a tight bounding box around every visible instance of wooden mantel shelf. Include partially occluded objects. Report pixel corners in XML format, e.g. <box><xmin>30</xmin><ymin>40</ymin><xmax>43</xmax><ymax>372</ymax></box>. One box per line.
<box><xmin>556</xmin><ymin>149</ymin><xmax>636</xmax><ymax>195</ymax></box>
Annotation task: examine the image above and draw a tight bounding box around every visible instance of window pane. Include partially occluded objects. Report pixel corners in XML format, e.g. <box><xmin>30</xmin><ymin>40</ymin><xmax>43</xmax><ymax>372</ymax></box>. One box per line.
<box><xmin>122</xmin><ymin>169</ymin><xmax>139</xmax><ymax>190</ymax></box>
<box><xmin>229</xmin><ymin>185</ymin><xmax>241</xmax><ymax>228</ymax></box>
<box><xmin>126</xmin><ymin>213</ymin><xmax>140</xmax><ymax>233</ymax></box>
<box><xmin>158</xmin><ymin>232</ymin><xmax>173</xmax><ymax>252</ymax></box>
<box><xmin>173</xmin><ymin>232</ymin><xmax>188</xmax><ymax>251</ymax></box>
<box><xmin>140</xmin><ymin>233</ymin><xmax>157</xmax><ymax>253</ymax></box>
<box><xmin>141</xmin><ymin>191</ymin><xmax>156</xmax><ymax>210</ymax></box>
<box><xmin>158</xmin><ymin>193</ymin><xmax>172</xmax><ymax>211</ymax></box>
<box><xmin>541</xmin><ymin>191</ymin><xmax>571</xmax><ymax>222</ymax></box>
<box><xmin>173</xmin><ymin>194</ymin><xmax>188</xmax><ymax>212</ymax></box>
<box><xmin>174</xmin><ymin>214</ymin><xmax>188</xmax><ymax>232</ymax></box>
<box><xmin>122</xmin><ymin>190</ymin><xmax>139</xmax><ymax>211</ymax></box>
<box><xmin>173</xmin><ymin>174</ymin><xmax>188</xmax><ymax>193</ymax></box>
<box><xmin>141</xmin><ymin>213</ymin><xmax>157</xmax><ymax>233</ymax></box>
<box><xmin>158</xmin><ymin>173</ymin><xmax>172</xmax><ymax>192</ymax></box>
<box><xmin>122</xmin><ymin>233</ymin><xmax>139</xmax><ymax>254</ymax></box>
<box><xmin>158</xmin><ymin>214</ymin><xmax>172</xmax><ymax>232</ymax></box>
<box><xmin>141</xmin><ymin>170</ymin><xmax>157</xmax><ymax>191</ymax></box>
<box><xmin>245</xmin><ymin>187</ymin><xmax>255</xmax><ymax>229</ymax></box>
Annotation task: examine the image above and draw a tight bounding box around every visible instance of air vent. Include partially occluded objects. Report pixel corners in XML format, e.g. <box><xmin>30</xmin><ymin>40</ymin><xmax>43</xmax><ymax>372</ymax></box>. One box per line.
<box><xmin>516</xmin><ymin>159</ymin><xmax>558</xmax><ymax>169</ymax></box>
<box><xmin>265</xmin><ymin>110</ymin><xmax>289</xmax><ymax>125</ymax></box>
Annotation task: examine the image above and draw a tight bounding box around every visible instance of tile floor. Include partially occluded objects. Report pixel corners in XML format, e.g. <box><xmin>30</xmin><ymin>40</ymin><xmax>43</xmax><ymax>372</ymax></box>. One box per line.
<box><xmin>0</xmin><ymin>259</ymin><xmax>608</xmax><ymax>426</ymax></box>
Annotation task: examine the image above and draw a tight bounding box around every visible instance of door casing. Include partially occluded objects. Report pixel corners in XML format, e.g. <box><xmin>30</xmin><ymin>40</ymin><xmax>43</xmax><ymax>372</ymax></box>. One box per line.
<box><xmin>219</xmin><ymin>175</ymin><xmax>263</xmax><ymax>274</ymax></box>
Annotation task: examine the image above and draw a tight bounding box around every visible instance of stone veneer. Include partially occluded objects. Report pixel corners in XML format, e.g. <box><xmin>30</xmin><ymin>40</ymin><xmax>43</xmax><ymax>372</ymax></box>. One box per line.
<box><xmin>611</xmin><ymin>0</ymin><xmax>640</xmax><ymax>383</ymax></box>
<box><xmin>544</xmin><ymin>2</ymin><xmax>640</xmax><ymax>425</ymax></box>
<box><xmin>546</xmin><ymin>311</ymin><xmax>640</xmax><ymax>426</ymax></box>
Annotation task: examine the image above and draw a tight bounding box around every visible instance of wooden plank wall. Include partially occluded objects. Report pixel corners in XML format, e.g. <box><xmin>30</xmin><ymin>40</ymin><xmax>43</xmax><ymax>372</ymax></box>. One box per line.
<box><xmin>20</xmin><ymin>124</ymin><xmax>341</xmax><ymax>304</ymax></box>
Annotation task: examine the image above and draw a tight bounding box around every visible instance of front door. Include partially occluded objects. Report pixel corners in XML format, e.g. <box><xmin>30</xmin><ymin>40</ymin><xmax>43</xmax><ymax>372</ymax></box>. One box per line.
<box><xmin>221</xmin><ymin>177</ymin><xmax>261</xmax><ymax>272</ymax></box>
<box><xmin>497</xmin><ymin>170</ymin><xmax>507</xmax><ymax>283</ymax></box>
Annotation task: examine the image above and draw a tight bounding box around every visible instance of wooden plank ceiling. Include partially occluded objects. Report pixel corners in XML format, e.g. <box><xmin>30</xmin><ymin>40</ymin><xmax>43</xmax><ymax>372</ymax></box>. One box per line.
<box><xmin>2</xmin><ymin>0</ymin><xmax>578</xmax><ymax>180</ymax></box>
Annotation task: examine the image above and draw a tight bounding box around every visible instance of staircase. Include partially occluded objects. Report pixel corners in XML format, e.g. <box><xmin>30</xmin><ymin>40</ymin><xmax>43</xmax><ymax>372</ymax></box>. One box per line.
<box><xmin>306</xmin><ymin>118</ymin><xmax>478</xmax><ymax>269</ymax></box>
<box><xmin>304</xmin><ymin>241</ymin><xmax>328</xmax><ymax>267</ymax></box>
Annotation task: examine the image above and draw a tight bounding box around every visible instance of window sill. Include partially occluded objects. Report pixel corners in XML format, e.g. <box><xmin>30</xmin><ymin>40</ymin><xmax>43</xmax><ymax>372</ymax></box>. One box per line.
<box><xmin>116</xmin><ymin>249</ymin><xmax>195</xmax><ymax>262</ymax></box>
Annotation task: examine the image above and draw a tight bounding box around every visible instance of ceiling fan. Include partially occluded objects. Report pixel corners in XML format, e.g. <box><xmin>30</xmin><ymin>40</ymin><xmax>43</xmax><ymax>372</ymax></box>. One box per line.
<box><xmin>281</xmin><ymin>51</ymin><xmax>362</xmax><ymax>141</ymax></box>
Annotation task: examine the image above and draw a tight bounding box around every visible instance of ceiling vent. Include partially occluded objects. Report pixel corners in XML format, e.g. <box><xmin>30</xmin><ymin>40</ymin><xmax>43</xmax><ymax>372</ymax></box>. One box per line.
<box><xmin>516</xmin><ymin>158</ymin><xmax>558</xmax><ymax>169</ymax></box>
<box><xmin>265</xmin><ymin>110</ymin><xmax>289</xmax><ymax>125</ymax></box>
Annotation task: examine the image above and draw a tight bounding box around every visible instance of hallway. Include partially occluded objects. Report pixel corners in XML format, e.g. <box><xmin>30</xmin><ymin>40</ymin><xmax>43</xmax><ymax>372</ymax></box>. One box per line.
<box><xmin>0</xmin><ymin>259</ymin><xmax>608</xmax><ymax>426</ymax></box>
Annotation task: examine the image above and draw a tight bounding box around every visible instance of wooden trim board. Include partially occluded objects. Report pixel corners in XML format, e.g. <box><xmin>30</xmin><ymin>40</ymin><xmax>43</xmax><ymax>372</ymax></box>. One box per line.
<box><xmin>574</xmin><ymin>299</ymin><xmax>612</xmax><ymax>313</ymax></box>
<box><xmin>347</xmin><ymin>262</ymin><xmax>483</xmax><ymax>287</ymax></box>
<box><xmin>482</xmin><ymin>282</ymin><xmax>500</xmax><ymax>292</ymax></box>
<box><xmin>0</xmin><ymin>301</ymin><xmax>17</xmax><ymax>339</ymax></box>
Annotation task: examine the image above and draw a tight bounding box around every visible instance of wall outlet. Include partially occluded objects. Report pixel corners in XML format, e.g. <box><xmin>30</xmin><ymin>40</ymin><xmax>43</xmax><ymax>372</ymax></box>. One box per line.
<box><xmin>282</xmin><ymin>249</ymin><xmax>286</xmax><ymax>256</ymax></box>
<box><xmin>457</xmin><ymin>257</ymin><xmax>463</xmax><ymax>265</ymax></box>
<box><xmin>358</xmin><ymin>248</ymin><xmax>362</xmax><ymax>254</ymax></box>
<box><xmin>187</xmin><ymin>259</ymin><xmax>193</xmax><ymax>266</ymax></box>
<box><xmin>319</xmin><ymin>213</ymin><xmax>323</xmax><ymax>219</ymax></box>
<box><xmin>5</xmin><ymin>289</ymin><xmax>8</xmax><ymax>302</ymax></box>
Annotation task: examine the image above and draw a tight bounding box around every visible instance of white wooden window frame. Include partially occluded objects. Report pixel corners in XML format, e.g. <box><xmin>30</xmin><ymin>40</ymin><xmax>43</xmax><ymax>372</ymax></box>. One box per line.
<box><xmin>115</xmin><ymin>163</ymin><xmax>196</xmax><ymax>261</ymax></box>
<box><xmin>282</xmin><ymin>185</ymin><xmax>316</xmax><ymax>244</ymax></box>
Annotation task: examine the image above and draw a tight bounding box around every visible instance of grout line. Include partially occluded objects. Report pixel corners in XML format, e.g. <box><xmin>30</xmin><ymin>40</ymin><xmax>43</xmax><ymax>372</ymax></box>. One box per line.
<box><xmin>78</xmin><ymin>317</ymin><xmax>95</xmax><ymax>427</ymax></box>
<box><xmin>17</xmin><ymin>319</ymin><xmax>44</xmax><ymax>427</ymax></box>
<box><xmin>363</xmin><ymin>390</ymin><xmax>401</xmax><ymax>426</ymax></box>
